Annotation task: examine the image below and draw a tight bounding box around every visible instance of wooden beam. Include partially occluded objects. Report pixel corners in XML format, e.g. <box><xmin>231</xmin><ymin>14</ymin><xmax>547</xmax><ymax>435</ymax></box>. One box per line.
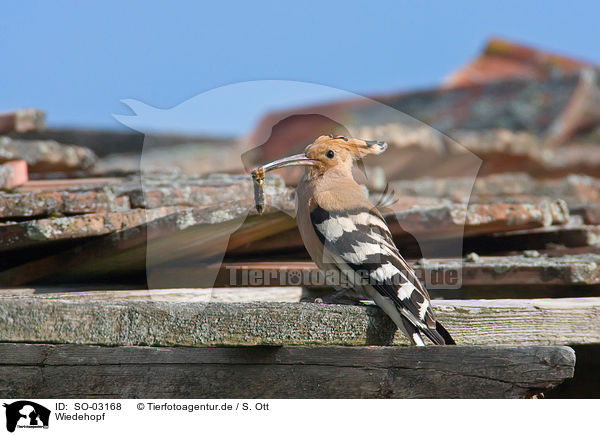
<box><xmin>0</xmin><ymin>295</ymin><xmax>598</xmax><ymax>347</ymax></box>
<box><xmin>0</xmin><ymin>343</ymin><xmax>575</xmax><ymax>399</ymax></box>
<box><xmin>215</xmin><ymin>255</ymin><xmax>600</xmax><ymax>287</ymax></box>
<box><xmin>469</xmin><ymin>224</ymin><xmax>600</xmax><ymax>253</ymax></box>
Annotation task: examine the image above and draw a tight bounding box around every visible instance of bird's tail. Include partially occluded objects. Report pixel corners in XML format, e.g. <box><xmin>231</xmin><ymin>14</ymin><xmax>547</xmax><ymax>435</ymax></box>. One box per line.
<box><xmin>435</xmin><ymin>321</ymin><xmax>456</xmax><ymax>345</ymax></box>
<box><xmin>418</xmin><ymin>320</ymin><xmax>456</xmax><ymax>345</ymax></box>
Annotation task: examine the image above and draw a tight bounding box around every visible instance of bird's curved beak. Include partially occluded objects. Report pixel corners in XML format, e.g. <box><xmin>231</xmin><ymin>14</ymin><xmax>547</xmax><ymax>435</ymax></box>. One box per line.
<box><xmin>258</xmin><ymin>153</ymin><xmax>319</xmax><ymax>172</ymax></box>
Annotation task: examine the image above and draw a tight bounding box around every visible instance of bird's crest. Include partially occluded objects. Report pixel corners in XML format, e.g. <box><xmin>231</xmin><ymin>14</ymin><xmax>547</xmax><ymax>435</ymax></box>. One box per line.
<box><xmin>312</xmin><ymin>135</ymin><xmax>388</xmax><ymax>159</ymax></box>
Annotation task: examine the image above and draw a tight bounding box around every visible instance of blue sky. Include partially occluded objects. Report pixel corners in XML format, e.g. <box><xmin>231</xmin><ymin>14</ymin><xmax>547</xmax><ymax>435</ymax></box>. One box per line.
<box><xmin>2</xmin><ymin>1</ymin><xmax>599</xmax><ymax>136</ymax></box>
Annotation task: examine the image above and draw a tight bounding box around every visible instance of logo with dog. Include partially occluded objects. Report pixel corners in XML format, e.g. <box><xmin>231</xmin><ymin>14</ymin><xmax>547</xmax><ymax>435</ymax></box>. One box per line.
<box><xmin>3</xmin><ymin>401</ymin><xmax>50</xmax><ymax>432</ymax></box>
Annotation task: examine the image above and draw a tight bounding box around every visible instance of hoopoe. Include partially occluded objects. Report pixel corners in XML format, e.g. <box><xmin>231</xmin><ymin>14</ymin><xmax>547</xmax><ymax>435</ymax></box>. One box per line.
<box><xmin>253</xmin><ymin>135</ymin><xmax>455</xmax><ymax>346</ymax></box>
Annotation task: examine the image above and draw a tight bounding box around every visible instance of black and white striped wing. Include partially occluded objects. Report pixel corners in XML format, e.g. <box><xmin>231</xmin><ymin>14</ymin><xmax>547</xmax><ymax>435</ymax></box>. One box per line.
<box><xmin>310</xmin><ymin>205</ymin><xmax>450</xmax><ymax>345</ymax></box>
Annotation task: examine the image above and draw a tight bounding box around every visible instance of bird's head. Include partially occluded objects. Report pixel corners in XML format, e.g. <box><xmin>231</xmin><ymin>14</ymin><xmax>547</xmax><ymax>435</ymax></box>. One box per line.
<box><xmin>256</xmin><ymin>135</ymin><xmax>387</xmax><ymax>179</ymax></box>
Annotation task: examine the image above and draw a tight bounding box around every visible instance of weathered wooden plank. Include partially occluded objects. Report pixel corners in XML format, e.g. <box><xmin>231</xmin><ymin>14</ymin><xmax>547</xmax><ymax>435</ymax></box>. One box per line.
<box><xmin>0</xmin><ymin>343</ymin><xmax>575</xmax><ymax>399</ymax></box>
<box><xmin>431</xmin><ymin>253</ymin><xmax>600</xmax><ymax>285</ymax></box>
<box><xmin>0</xmin><ymin>287</ymin><xmax>303</xmax><ymax>303</ymax></box>
<box><xmin>0</xmin><ymin>296</ymin><xmax>597</xmax><ymax>347</ymax></box>
<box><xmin>469</xmin><ymin>225</ymin><xmax>600</xmax><ymax>253</ymax></box>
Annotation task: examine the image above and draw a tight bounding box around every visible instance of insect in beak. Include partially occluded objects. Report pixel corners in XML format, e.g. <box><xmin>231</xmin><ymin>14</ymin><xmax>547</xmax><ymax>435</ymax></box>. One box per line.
<box><xmin>251</xmin><ymin>167</ymin><xmax>266</xmax><ymax>214</ymax></box>
<box><xmin>251</xmin><ymin>154</ymin><xmax>319</xmax><ymax>214</ymax></box>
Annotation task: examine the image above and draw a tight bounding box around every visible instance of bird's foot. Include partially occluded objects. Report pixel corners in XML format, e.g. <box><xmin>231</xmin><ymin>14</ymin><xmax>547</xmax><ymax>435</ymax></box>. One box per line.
<box><xmin>310</xmin><ymin>290</ymin><xmax>367</xmax><ymax>306</ymax></box>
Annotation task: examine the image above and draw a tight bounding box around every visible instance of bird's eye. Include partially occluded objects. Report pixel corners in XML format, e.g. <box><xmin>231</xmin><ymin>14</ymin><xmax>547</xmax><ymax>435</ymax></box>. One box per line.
<box><xmin>326</xmin><ymin>150</ymin><xmax>335</xmax><ymax>159</ymax></box>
